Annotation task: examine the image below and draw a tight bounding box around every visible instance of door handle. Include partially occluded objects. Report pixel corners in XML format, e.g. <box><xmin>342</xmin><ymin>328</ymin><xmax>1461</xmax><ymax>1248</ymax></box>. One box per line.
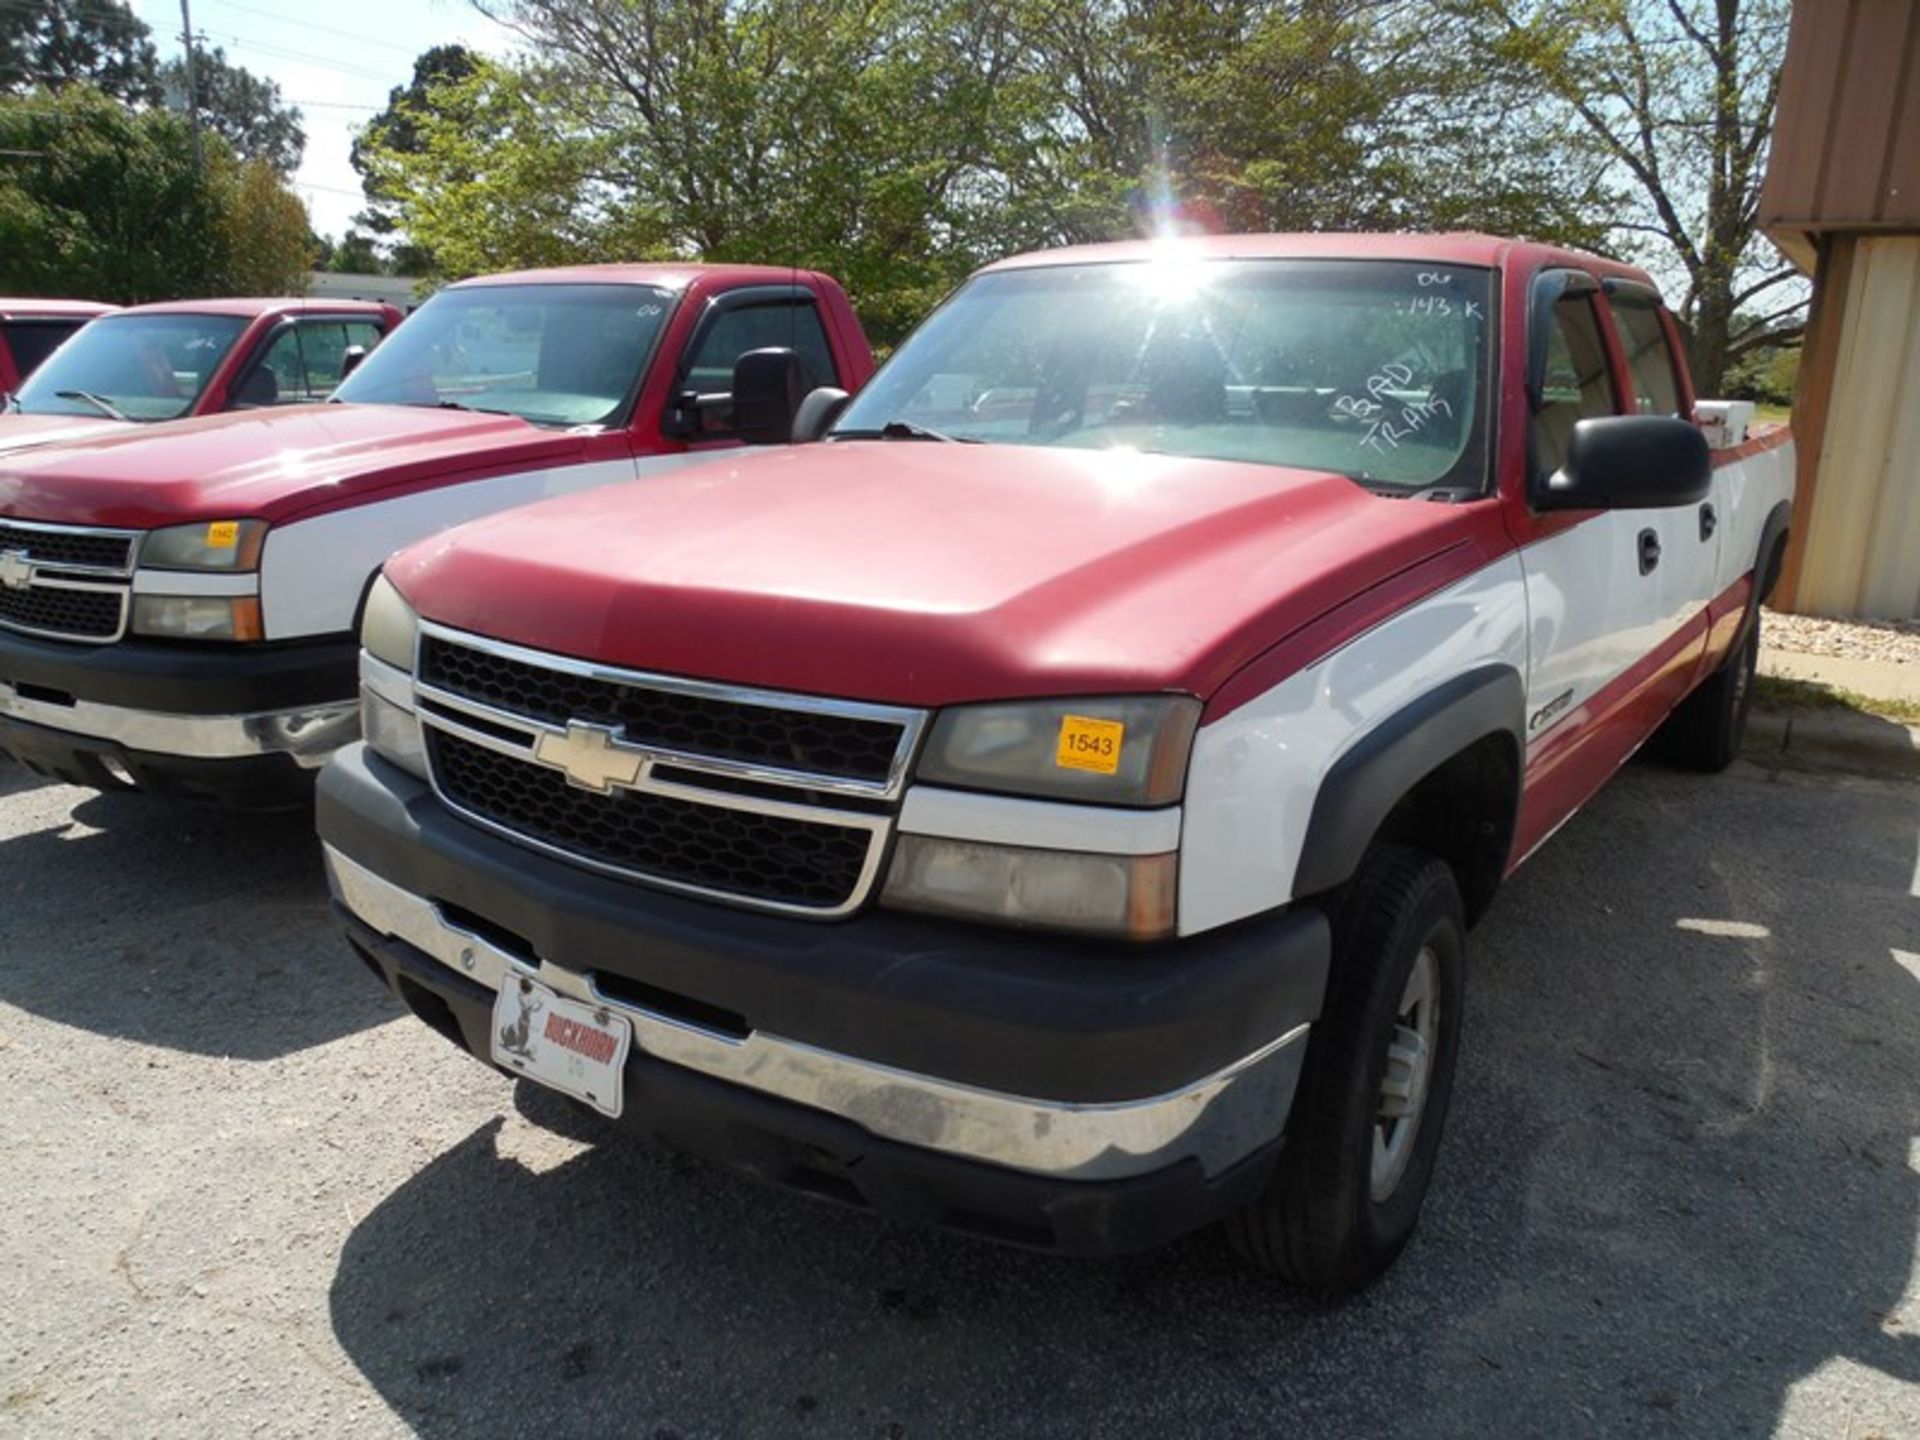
<box><xmin>1638</xmin><ymin>528</ymin><xmax>1661</xmax><ymax>575</ymax></box>
<box><xmin>1699</xmin><ymin>502</ymin><xmax>1717</xmax><ymax>542</ymax></box>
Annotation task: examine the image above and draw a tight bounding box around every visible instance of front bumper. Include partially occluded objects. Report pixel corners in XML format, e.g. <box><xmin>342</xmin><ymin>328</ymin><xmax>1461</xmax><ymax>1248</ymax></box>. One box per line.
<box><xmin>0</xmin><ymin>627</ymin><xmax>357</xmax><ymax>805</ymax></box>
<box><xmin>319</xmin><ymin>744</ymin><xmax>1331</xmax><ymax>1254</ymax></box>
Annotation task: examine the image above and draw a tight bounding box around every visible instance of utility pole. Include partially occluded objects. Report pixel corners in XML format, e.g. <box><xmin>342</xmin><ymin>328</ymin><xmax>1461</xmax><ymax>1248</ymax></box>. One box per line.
<box><xmin>178</xmin><ymin>0</ymin><xmax>204</xmax><ymax>175</ymax></box>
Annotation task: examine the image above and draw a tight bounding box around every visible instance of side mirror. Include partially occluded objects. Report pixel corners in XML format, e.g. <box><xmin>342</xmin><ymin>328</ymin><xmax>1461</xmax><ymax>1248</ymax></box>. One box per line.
<box><xmin>793</xmin><ymin>386</ymin><xmax>851</xmax><ymax>442</ymax></box>
<box><xmin>1535</xmin><ymin>415</ymin><xmax>1711</xmax><ymax>511</ymax></box>
<box><xmin>729</xmin><ymin>347</ymin><xmax>807</xmax><ymax>445</ymax></box>
<box><xmin>340</xmin><ymin>345</ymin><xmax>368</xmax><ymax>380</ymax></box>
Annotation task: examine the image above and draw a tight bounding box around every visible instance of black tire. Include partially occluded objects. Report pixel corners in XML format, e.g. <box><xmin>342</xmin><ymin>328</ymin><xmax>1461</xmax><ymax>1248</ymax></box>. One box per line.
<box><xmin>1224</xmin><ymin>845</ymin><xmax>1465</xmax><ymax>1294</ymax></box>
<box><xmin>1655</xmin><ymin>615</ymin><xmax>1759</xmax><ymax>773</ymax></box>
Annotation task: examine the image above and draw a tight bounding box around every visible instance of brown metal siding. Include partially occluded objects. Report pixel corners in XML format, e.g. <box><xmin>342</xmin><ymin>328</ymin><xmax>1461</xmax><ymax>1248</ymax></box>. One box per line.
<box><xmin>1761</xmin><ymin>0</ymin><xmax>1920</xmax><ymax>249</ymax></box>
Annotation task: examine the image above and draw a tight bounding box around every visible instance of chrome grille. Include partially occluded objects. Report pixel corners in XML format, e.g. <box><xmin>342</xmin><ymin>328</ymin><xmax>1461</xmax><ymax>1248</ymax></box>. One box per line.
<box><xmin>0</xmin><ymin>519</ymin><xmax>138</xmax><ymax>643</ymax></box>
<box><xmin>420</xmin><ymin>634</ymin><xmax>905</xmax><ymax>785</ymax></box>
<box><xmin>413</xmin><ymin>625</ymin><xmax>926</xmax><ymax>917</ymax></box>
<box><xmin>0</xmin><ymin>521</ymin><xmax>136</xmax><ymax>574</ymax></box>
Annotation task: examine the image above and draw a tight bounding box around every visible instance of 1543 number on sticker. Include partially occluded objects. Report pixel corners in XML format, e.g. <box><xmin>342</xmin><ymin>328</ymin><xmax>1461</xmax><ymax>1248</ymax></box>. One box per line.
<box><xmin>1055</xmin><ymin>715</ymin><xmax>1124</xmax><ymax>775</ymax></box>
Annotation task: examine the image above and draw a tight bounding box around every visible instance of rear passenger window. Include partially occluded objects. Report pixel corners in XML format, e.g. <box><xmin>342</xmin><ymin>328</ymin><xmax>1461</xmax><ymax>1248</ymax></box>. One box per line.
<box><xmin>1610</xmin><ymin>298</ymin><xmax>1684</xmax><ymax>416</ymax></box>
<box><xmin>2</xmin><ymin>321</ymin><xmax>82</xmax><ymax>379</ymax></box>
<box><xmin>1533</xmin><ymin>294</ymin><xmax>1617</xmax><ymax>476</ymax></box>
<box><xmin>683</xmin><ymin>301</ymin><xmax>837</xmax><ymax>394</ymax></box>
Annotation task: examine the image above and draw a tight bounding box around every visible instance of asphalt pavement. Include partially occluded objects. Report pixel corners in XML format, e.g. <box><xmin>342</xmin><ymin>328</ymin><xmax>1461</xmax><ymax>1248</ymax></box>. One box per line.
<box><xmin>1</xmin><ymin>747</ymin><xmax>1916</xmax><ymax>1438</ymax></box>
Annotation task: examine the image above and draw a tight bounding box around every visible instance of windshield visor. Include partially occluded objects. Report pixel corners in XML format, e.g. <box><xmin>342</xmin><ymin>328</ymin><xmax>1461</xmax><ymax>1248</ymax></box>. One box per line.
<box><xmin>333</xmin><ymin>283</ymin><xmax>674</xmax><ymax>428</ymax></box>
<box><xmin>833</xmin><ymin>258</ymin><xmax>1494</xmax><ymax>492</ymax></box>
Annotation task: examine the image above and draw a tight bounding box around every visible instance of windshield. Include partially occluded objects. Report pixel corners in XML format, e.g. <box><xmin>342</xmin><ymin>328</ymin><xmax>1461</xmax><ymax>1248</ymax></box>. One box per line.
<box><xmin>11</xmin><ymin>313</ymin><xmax>249</xmax><ymax>421</ymax></box>
<box><xmin>833</xmin><ymin>258</ymin><xmax>1494</xmax><ymax>492</ymax></box>
<box><xmin>333</xmin><ymin>283</ymin><xmax>673</xmax><ymax>427</ymax></box>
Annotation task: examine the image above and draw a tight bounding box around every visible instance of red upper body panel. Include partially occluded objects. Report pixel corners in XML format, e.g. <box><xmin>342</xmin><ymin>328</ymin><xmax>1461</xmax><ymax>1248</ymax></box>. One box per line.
<box><xmin>387</xmin><ymin>440</ymin><xmax>1500</xmax><ymax>707</ymax></box>
<box><xmin>0</xmin><ymin>269</ymin><xmax>872</xmax><ymax>529</ymax></box>
<box><xmin>0</xmin><ymin>404</ymin><xmax>592</xmax><ymax>528</ymax></box>
<box><xmin>384</xmin><ymin>232</ymin><xmax>1662</xmax><ymax>707</ymax></box>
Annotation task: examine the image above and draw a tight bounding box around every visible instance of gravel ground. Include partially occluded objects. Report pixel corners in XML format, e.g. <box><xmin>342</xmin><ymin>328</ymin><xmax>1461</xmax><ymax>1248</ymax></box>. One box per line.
<box><xmin>1763</xmin><ymin>607</ymin><xmax>1920</xmax><ymax>667</ymax></box>
<box><xmin>1</xmin><ymin>753</ymin><xmax>1917</xmax><ymax>1438</ymax></box>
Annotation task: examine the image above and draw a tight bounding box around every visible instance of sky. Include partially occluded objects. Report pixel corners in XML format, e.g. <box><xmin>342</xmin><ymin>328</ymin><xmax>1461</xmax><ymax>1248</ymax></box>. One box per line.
<box><xmin>125</xmin><ymin>0</ymin><xmax>515</xmax><ymax>241</ymax></box>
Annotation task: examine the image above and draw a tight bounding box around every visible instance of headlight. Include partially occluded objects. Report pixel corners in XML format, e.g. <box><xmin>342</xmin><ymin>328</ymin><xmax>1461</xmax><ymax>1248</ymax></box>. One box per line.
<box><xmin>360</xmin><ymin>575</ymin><xmax>419</xmax><ymax>672</ymax></box>
<box><xmin>882</xmin><ymin>835</ymin><xmax>1177</xmax><ymax>940</ymax></box>
<box><xmin>141</xmin><ymin>520</ymin><xmax>268</xmax><ymax>571</ymax></box>
<box><xmin>915</xmin><ymin>695</ymin><xmax>1200</xmax><ymax>805</ymax></box>
<box><xmin>130</xmin><ymin>594</ymin><xmax>263</xmax><ymax>641</ymax></box>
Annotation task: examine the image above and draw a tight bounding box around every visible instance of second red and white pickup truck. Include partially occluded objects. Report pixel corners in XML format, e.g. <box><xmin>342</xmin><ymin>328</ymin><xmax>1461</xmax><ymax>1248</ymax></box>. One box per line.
<box><xmin>0</xmin><ymin>297</ymin><xmax>402</xmax><ymax>458</ymax></box>
<box><xmin>0</xmin><ymin>265</ymin><xmax>874</xmax><ymax>804</ymax></box>
<box><xmin>317</xmin><ymin>233</ymin><xmax>1794</xmax><ymax>1291</ymax></box>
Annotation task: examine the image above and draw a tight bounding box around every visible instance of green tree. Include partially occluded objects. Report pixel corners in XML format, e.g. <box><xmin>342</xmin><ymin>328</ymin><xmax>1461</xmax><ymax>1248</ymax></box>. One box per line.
<box><xmin>346</xmin><ymin>44</ymin><xmax>479</xmax><ymax>273</ymax></box>
<box><xmin>160</xmin><ymin>44</ymin><xmax>306</xmax><ymax>173</ymax></box>
<box><xmin>1444</xmin><ymin>0</ymin><xmax>1797</xmax><ymax>396</ymax></box>
<box><xmin>0</xmin><ymin>85</ymin><xmax>315</xmax><ymax>301</ymax></box>
<box><xmin>361</xmin><ymin>1</ymin><xmax>1627</xmax><ymax>339</ymax></box>
<box><xmin>0</xmin><ymin>0</ymin><xmax>160</xmax><ymax>105</ymax></box>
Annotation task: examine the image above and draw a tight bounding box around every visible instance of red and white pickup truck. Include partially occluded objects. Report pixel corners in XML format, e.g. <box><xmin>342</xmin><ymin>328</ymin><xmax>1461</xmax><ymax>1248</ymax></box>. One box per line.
<box><xmin>317</xmin><ymin>234</ymin><xmax>1794</xmax><ymax>1291</ymax></box>
<box><xmin>0</xmin><ymin>297</ymin><xmax>403</xmax><ymax>458</ymax></box>
<box><xmin>0</xmin><ymin>298</ymin><xmax>118</xmax><ymax>399</ymax></box>
<box><xmin>0</xmin><ymin>265</ymin><xmax>873</xmax><ymax>804</ymax></box>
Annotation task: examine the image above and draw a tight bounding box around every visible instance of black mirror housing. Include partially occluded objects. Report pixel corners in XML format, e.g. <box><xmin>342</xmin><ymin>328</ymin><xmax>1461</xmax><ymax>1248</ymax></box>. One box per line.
<box><xmin>793</xmin><ymin>386</ymin><xmax>851</xmax><ymax>442</ymax></box>
<box><xmin>731</xmin><ymin>347</ymin><xmax>807</xmax><ymax>445</ymax></box>
<box><xmin>1536</xmin><ymin>415</ymin><xmax>1711</xmax><ymax>512</ymax></box>
<box><xmin>340</xmin><ymin>345</ymin><xmax>368</xmax><ymax>379</ymax></box>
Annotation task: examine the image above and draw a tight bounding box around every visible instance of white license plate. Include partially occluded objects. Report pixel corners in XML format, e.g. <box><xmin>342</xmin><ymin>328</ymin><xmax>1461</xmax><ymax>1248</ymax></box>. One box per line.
<box><xmin>490</xmin><ymin>975</ymin><xmax>632</xmax><ymax>1118</ymax></box>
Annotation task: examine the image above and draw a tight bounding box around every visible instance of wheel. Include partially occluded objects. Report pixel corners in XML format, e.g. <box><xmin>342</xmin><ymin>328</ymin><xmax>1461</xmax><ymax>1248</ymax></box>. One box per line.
<box><xmin>1225</xmin><ymin>845</ymin><xmax>1465</xmax><ymax>1293</ymax></box>
<box><xmin>1655</xmin><ymin>615</ymin><xmax>1759</xmax><ymax>772</ymax></box>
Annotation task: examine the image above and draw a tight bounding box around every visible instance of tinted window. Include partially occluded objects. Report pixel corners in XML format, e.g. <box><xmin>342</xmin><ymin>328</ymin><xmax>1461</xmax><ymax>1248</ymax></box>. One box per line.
<box><xmin>683</xmin><ymin>301</ymin><xmax>837</xmax><ymax>393</ymax></box>
<box><xmin>333</xmin><ymin>284</ymin><xmax>672</xmax><ymax>428</ymax></box>
<box><xmin>231</xmin><ymin>326</ymin><xmax>307</xmax><ymax>407</ymax></box>
<box><xmin>11</xmin><ymin>313</ymin><xmax>250</xmax><ymax>421</ymax></box>
<box><xmin>2</xmin><ymin>321</ymin><xmax>85</xmax><ymax>380</ymax></box>
<box><xmin>1610</xmin><ymin>297</ymin><xmax>1683</xmax><ymax>416</ymax></box>
<box><xmin>834</xmin><ymin>259</ymin><xmax>1494</xmax><ymax>492</ymax></box>
<box><xmin>1533</xmin><ymin>293</ymin><xmax>1618</xmax><ymax>476</ymax></box>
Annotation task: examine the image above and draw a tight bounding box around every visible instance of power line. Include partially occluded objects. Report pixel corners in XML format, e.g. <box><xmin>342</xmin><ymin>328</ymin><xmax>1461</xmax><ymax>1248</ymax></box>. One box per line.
<box><xmin>199</xmin><ymin>0</ymin><xmax>430</xmax><ymax>59</ymax></box>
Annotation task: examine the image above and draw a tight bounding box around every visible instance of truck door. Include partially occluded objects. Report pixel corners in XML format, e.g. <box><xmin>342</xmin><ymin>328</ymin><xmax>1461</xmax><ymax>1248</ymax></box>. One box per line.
<box><xmin>1604</xmin><ymin>281</ymin><xmax>1722</xmax><ymax>618</ymax></box>
<box><xmin>1513</xmin><ymin>273</ymin><xmax>1708</xmax><ymax>834</ymax></box>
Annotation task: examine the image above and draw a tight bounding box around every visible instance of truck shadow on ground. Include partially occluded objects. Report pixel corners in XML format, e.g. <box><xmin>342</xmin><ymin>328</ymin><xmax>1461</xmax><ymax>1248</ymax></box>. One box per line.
<box><xmin>0</xmin><ymin>783</ymin><xmax>396</xmax><ymax>1058</ymax></box>
<box><xmin>327</xmin><ymin>764</ymin><xmax>1920</xmax><ymax>1437</ymax></box>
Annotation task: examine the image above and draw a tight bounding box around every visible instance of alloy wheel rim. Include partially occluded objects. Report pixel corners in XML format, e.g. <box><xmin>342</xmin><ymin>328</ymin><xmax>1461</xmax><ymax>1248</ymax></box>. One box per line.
<box><xmin>1371</xmin><ymin>944</ymin><xmax>1440</xmax><ymax>1203</ymax></box>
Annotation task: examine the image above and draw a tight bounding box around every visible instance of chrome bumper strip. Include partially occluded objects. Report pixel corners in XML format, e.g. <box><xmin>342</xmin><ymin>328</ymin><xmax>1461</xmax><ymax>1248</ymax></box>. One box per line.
<box><xmin>0</xmin><ymin>679</ymin><xmax>358</xmax><ymax>767</ymax></box>
<box><xmin>324</xmin><ymin>844</ymin><xmax>1308</xmax><ymax>1182</ymax></box>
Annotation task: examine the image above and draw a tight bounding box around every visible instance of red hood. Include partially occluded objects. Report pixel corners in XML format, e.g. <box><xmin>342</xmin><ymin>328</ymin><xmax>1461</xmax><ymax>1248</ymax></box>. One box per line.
<box><xmin>389</xmin><ymin>442</ymin><xmax>1501</xmax><ymax>706</ymax></box>
<box><xmin>0</xmin><ymin>404</ymin><xmax>591</xmax><ymax>529</ymax></box>
<box><xmin>0</xmin><ymin>413</ymin><xmax>117</xmax><ymax>456</ymax></box>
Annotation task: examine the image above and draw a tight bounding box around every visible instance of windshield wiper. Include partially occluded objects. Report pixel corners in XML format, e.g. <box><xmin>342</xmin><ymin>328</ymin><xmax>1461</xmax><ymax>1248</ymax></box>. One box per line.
<box><xmin>837</xmin><ymin>418</ymin><xmax>976</xmax><ymax>444</ymax></box>
<box><xmin>55</xmin><ymin>390</ymin><xmax>128</xmax><ymax>421</ymax></box>
<box><xmin>431</xmin><ymin>400</ymin><xmax>519</xmax><ymax>417</ymax></box>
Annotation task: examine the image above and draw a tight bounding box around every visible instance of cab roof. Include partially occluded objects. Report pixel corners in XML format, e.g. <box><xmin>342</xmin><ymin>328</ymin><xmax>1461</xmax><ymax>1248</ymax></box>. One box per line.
<box><xmin>981</xmin><ymin>231</ymin><xmax>1657</xmax><ymax>288</ymax></box>
<box><xmin>111</xmin><ymin>297</ymin><xmax>396</xmax><ymax>318</ymax></box>
<box><xmin>0</xmin><ymin>298</ymin><xmax>118</xmax><ymax>319</ymax></box>
<box><xmin>450</xmin><ymin>262</ymin><xmax>834</xmax><ymax>292</ymax></box>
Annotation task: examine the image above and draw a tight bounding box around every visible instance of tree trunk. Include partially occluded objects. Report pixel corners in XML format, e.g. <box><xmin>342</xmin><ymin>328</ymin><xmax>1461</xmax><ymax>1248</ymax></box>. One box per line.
<box><xmin>1689</xmin><ymin>276</ymin><xmax>1733</xmax><ymax>399</ymax></box>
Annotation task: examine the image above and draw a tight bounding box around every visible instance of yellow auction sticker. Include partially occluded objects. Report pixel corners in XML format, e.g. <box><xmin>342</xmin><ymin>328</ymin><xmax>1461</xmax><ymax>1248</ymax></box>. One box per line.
<box><xmin>206</xmin><ymin>521</ymin><xmax>240</xmax><ymax>550</ymax></box>
<box><xmin>1055</xmin><ymin>714</ymin><xmax>1124</xmax><ymax>775</ymax></box>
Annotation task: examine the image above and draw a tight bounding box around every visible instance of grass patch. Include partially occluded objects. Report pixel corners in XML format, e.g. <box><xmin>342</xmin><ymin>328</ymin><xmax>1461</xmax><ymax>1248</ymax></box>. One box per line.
<box><xmin>1752</xmin><ymin>403</ymin><xmax>1791</xmax><ymax>426</ymax></box>
<box><xmin>1755</xmin><ymin>673</ymin><xmax>1920</xmax><ymax>724</ymax></box>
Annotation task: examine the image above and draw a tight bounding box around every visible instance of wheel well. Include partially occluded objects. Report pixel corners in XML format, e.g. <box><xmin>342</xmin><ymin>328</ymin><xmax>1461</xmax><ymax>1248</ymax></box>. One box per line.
<box><xmin>1369</xmin><ymin>733</ymin><xmax>1519</xmax><ymax>927</ymax></box>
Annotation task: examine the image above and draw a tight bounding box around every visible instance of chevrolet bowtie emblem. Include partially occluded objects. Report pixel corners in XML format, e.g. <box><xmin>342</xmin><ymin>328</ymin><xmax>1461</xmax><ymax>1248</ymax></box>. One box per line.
<box><xmin>0</xmin><ymin>550</ymin><xmax>32</xmax><ymax>592</ymax></box>
<box><xmin>533</xmin><ymin>721</ymin><xmax>645</xmax><ymax>794</ymax></box>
